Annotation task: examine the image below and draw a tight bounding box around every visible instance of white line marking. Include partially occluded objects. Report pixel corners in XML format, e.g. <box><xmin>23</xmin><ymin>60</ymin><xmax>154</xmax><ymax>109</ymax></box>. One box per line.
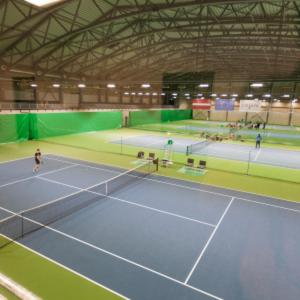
<box><xmin>253</xmin><ymin>148</ymin><xmax>261</xmax><ymax>162</ymax></box>
<box><xmin>0</xmin><ymin>156</ymin><xmax>33</xmax><ymax>165</ymax></box>
<box><xmin>0</xmin><ymin>164</ymin><xmax>77</xmax><ymax>189</ymax></box>
<box><xmin>46</xmin><ymin>155</ymin><xmax>300</xmax><ymax>210</ymax></box>
<box><xmin>0</xmin><ymin>207</ymin><xmax>223</xmax><ymax>300</ymax></box>
<box><xmin>37</xmin><ymin>176</ymin><xmax>216</xmax><ymax>228</ymax></box>
<box><xmin>184</xmin><ymin>197</ymin><xmax>235</xmax><ymax>284</ymax></box>
<box><xmin>0</xmin><ymin>235</ymin><xmax>129</xmax><ymax>300</ymax></box>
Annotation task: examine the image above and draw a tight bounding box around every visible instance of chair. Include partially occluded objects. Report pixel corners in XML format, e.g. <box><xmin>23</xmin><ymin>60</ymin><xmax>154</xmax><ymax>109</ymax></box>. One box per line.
<box><xmin>198</xmin><ymin>160</ymin><xmax>206</xmax><ymax>169</ymax></box>
<box><xmin>185</xmin><ymin>158</ymin><xmax>194</xmax><ymax>168</ymax></box>
<box><xmin>148</xmin><ymin>153</ymin><xmax>155</xmax><ymax>160</ymax></box>
<box><xmin>137</xmin><ymin>151</ymin><xmax>144</xmax><ymax>159</ymax></box>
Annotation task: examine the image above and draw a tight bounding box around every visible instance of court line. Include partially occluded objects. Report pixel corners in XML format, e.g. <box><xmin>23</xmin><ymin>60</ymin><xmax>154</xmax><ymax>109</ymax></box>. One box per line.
<box><xmin>184</xmin><ymin>197</ymin><xmax>234</xmax><ymax>284</ymax></box>
<box><xmin>0</xmin><ymin>235</ymin><xmax>129</xmax><ymax>300</ymax></box>
<box><xmin>0</xmin><ymin>164</ymin><xmax>77</xmax><ymax>189</ymax></box>
<box><xmin>37</xmin><ymin>176</ymin><xmax>216</xmax><ymax>228</ymax></box>
<box><xmin>45</xmin><ymin>155</ymin><xmax>300</xmax><ymax>212</ymax></box>
<box><xmin>0</xmin><ymin>207</ymin><xmax>223</xmax><ymax>300</ymax></box>
<box><xmin>0</xmin><ymin>156</ymin><xmax>33</xmax><ymax>165</ymax></box>
<box><xmin>253</xmin><ymin>148</ymin><xmax>261</xmax><ymax>162</ymax></box>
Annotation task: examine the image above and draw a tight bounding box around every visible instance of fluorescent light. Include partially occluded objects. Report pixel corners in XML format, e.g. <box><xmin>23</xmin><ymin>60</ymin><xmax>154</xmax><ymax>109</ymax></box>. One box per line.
<box><xmin>138</xmin><ymin>92</ymin><xmax>143</xmax><ymax>95</ymax></box>
<box><xmin>24</xmin><ymin>0</ymin><xmax>64</xmax><ymax>7</ymax></box>
<box><xmin>199</xmin><ymin>83</ymin><xmax>209</xmax><ymax>88</ymax></box>
<box><xmin>124</xmin><ymin>92</ymin><xmax>129</xmax><ymax>95</ymax></box>
<box><xmin>282</xmin><ymin>94</ymin><xmax>290</xmax><ymax>98</ymax></box>
<box><xmin>160</xmin><ymin>93</ymin><xmax>165</xmax><ymax>96</ymax></box>
<box><xmin>184</xmin><ymin>93</ymin><xmax>190</xmax><ymax>96</ymax></box>
<box><xmin>172</xmin><ymin>93</ymin><xmax>177</xmax><ymax>96</ymax></box>
<box><xmin>251</xmin><ymin>83</ymin><xmax>264</xmax><ymax>87</ymax></box>
<box><xmin>152</xmin><ymin>92</ymin><xmax>157</xmax><ymax>96</ymax></box>
<box><xmin>141</xmin><ymin>83</ymin><xmax>151</xmax><ymax>88</ymax></box>
<box><xmin>231</xmin><ymin>94</ymin><xmax>238</xmax><ymax>97</ymax></box>
<box><xmin>78</xmin><ymin>83</ymin><xmax>86</xmax><ymax>88</ymax></box>
<box><xmin>131</xmin><ymin>92</ymin><xmax>136</xmax><ymax>95</ymax></box>
<box><xmin>221</xmin><ymin>94</ymin><xmax>227</xmax><ymax>97</ymax></box>
<box><xmin>197</xmin><ymin>93</ymin><xmax>203</xmax><ymax>97</ymax></box>
<box><xmin>30</xmin><ymin>83</ymin><xmax>38</xmax><ymax>87</ymax></box>
<box><xmin>246</xmin><ymin>94</ymin><xmax>253</xmax><ymax>97</ymax></box>
<box><xmin>107</xmin><ymin>83</ymin><xmax>116</xmax><ymax>88</ymax></box>
<box><xmin>52</xmin><ymin>83</ymin><xmax>60</xmax><ymax>88</ymax></box>
<box><xmin>145</xmin><ymin>92</ymin><xmax>150</xmax><ymax>96</ymax></box>
<box><xmin>263</xmin><ymin>94</ymin><xmax>271</xmax><ymax>98</ymax></box>
<box><xmin>211</xmin><ymin>93</ymin><xmax>217</xmax><ymax>97</ymax></box>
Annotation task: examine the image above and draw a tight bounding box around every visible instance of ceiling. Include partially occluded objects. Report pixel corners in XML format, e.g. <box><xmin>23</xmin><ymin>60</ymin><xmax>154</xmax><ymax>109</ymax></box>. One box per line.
<box><xmin>0</xmin><ymin>0</ymin><xmax>300</xmax><ymax>84</ymax></box>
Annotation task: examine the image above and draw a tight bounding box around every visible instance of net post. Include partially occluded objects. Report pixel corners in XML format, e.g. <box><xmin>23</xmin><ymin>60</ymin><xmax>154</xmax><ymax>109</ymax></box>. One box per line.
<box><xmin>105</xmin><ymin>183</ymin><xmax>108</xmax><ymax>196</ymax></box>
<box><xmin>21</xmin><ymin>213</ymin><xmax>24</xmax><ymax>238</ymax></box>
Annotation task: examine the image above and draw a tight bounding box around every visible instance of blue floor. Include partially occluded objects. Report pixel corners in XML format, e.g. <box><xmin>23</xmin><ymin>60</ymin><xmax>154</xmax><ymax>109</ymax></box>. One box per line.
<box><xmin>113</xmin><ymin>135</ymin><xmax>300</xmax><ymax>169</ymax></box>
<box><xmin>1</xmin><ymin>155</ymin><xmax>300</xmax><ymax>300</ymax></box>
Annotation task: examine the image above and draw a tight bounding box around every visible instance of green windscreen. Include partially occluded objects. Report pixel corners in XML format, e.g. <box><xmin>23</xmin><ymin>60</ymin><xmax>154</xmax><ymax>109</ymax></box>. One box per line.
<box><xmin>29</xmin><ymin>111</ymin><xmax>122</xmax><ymax>139</ymax></box>
<box><xmin>161</xmin><ymin>109</ymin><xmax>192</xmax><ymax>122</ymax></box>
<box><xmin>129</xmin><ymin>109</ymin><xmax>192</xmax><ymax>126</ymax></box>
<box><xmin>0</xmin><ymin>114</ymin><xmax>29</xmax><ymax>143</ymax></box>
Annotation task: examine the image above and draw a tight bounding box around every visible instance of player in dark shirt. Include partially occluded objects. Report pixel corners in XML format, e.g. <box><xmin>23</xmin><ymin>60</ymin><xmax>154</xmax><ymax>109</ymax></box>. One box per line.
<box><xmin>33</xmin><ymin>148</ymin><xmax>42</xmax><ymax>173</ymax></box>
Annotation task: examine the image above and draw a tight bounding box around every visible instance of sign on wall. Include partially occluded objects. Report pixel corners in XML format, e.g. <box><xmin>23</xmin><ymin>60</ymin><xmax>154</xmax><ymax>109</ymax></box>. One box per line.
<box><xmin>192</xmin><ymin>99</ymin><xmax>211</xmax><ymax>110</ymax></box>
<box><xmin>239</xmin><ymin>99</ymin><xmax>262</xmax><ymax>112</ymax></box>
<box><xmin>215</xmin><ymin>98</ymin><xmax>235</xmax><ymax>111</ymax></box>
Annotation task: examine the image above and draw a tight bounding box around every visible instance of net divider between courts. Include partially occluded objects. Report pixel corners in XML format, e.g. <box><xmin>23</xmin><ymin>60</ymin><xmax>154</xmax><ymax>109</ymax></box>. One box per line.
<box><xmin>0</xmin><ymin>160</ymin><xmax>157</xmax><ymax>248</ymax></box>
<box><xmin>186</xmin><ymin>139</ymin><xmax>212</xmax><ymax>155</ymax></box>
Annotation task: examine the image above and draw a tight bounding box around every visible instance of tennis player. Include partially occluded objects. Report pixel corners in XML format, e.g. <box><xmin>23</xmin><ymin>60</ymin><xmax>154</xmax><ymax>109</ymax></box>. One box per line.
<box><xmin>33</xmin><ymin>148</ymin><xmax>42</xmax><ymax>173</ymax></box>
<box><xmin>255</xmin><ymin>134</ymin><xmax>262</xmax><ymax>149</ymax></box>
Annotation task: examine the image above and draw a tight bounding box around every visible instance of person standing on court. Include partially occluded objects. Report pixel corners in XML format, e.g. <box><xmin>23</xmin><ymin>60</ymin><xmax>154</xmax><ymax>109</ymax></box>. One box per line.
<box><xmin>33</xmin><ymin>148</ymin><xmax>42</xmax><ymax>173</ymax></box>
<box><xmin>255</xmin><ymin>134</ymin><xmax>262</xmax><ymax>149</ymax></box>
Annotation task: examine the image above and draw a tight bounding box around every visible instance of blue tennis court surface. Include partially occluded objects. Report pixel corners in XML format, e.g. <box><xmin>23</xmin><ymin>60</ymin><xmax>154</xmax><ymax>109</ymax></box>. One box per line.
<box><xmin>1</xmin><ymin>155</ymin><xmax>300</xmax><ymax>300</ymax></box>
<box><xmin>112</xmin><ymin>135</ymin><xmax>300</xmax><ymax>169</ymax></box>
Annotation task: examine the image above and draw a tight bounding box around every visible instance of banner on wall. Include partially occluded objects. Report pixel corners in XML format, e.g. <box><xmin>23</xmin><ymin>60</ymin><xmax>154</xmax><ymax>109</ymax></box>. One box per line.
<box><xmin>192</xmin><ymin>99</ymin><xmax>211</xmax><ymax>110</ymax></box>
<box><xmin>239</xmin><ymin>99</ymin><xmax>262</xmax><ymax>112</ymax></box>
<box><xmin>215</xmin><ymin>98</ymin><xmax>235</xmax><ymax>111</ymax></box>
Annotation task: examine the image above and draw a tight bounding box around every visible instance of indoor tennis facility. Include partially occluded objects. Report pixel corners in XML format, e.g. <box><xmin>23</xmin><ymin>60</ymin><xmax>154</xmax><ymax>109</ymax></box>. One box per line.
<box><xmin>0</xmin><ymin>1</ymin><xmax>300</xmax><ymax>300</ymax></box>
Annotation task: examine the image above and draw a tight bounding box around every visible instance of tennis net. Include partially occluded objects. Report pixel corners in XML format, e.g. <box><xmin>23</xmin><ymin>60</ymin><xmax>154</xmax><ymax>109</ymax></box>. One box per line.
<box><xmin>0</xmin><ymin>160</ymin><xmax>157</xmax><ymax>248</ymax></box>
<box><xmin>186</xmin><ymin>139</ymin><xmax>211</xmax><ymax>155</ymax></box>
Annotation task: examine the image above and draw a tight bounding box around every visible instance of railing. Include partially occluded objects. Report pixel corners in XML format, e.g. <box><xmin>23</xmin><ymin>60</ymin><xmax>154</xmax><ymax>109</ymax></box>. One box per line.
<box><xmin>0</xmin><ymin>102</ymin><xmax>175</xmax><ymax>112</ymax></box>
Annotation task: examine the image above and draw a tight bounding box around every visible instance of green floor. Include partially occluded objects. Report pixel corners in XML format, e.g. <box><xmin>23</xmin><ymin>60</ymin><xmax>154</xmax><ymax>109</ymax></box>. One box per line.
<box><xmin>0</xmin><ymin>240</ymin><xmax>123</xmax><ymax>300</ymax></box>
<box><xmin>0</xmin><ymin>123</ymin><xmax>300</xmax><ymax>300</ymax></box>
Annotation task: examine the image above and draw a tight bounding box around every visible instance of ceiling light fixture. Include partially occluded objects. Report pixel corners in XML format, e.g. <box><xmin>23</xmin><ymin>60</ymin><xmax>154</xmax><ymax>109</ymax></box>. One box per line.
<box><xmin>24</xmin><ymin>0</ymin><xmax>64</xmax><ymax>7</ymax></box>
<box><xmin>199</xmin><ymin>83</ymin><xmax>209</xmax><ymax>88</ymax></box>
<box><xmin>107</xmin><ymin>83</ymin><xmax>116</xmax><ymax>88</ymax></box>
<box><xmin>141</xmin><ymin>83</ymin><xmax>151</xmax><ymax>88</ymax></box>
<box><xmin>250</xmin><ymin>83</ymin><xmax>264</xmax><ymax>88</ymax></box>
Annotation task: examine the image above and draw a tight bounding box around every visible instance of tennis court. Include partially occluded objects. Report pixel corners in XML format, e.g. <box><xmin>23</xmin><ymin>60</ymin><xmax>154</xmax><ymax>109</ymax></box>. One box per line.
<box><xmin>1</xmin><ymin>155</ymin><xmax>300</xmax><ymax>300</ymax></box>
<box><xmin>112</xmin><ymin>135</ymin><xmax>300</xmax><ymax>169</ymax></box>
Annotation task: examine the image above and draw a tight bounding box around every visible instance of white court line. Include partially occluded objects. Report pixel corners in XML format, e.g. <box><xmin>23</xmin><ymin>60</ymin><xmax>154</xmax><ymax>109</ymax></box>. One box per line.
<box><xmin>184</xmin><ymin>197</ymin><xmax>235</xmax><ymax>284</ymax></box>
<box><xmin>0</xmin><ymin>164</ymin><xmax>77</xmax><ymax>189</ymax></box>
<box><xmin>0</xmin><ymin>156</ymin><xmax>33</xmax><ymax>165</ymax></box>
<box><xmin>0</xmin><ymin>235</ymin><xmax>129</xmax><ymax>300</ymax></box>
<box><xmin>37</xmin><ymin>176</ymin><xmax>216</xmax><ymax>228</ymax></box>
<box><xmin>0</xmin><ymin>207</ymin><xmax>223</xmax><ymax>300</ymax></box>
<box><xmin>253</xmin><ymin>148</ymin><xmax>261</xmax><ymax>162</ymax></box>
<box><xmin>46</xmin><ymin>155</ymin><xmax>300</xmax><ymax>211</ymax></box>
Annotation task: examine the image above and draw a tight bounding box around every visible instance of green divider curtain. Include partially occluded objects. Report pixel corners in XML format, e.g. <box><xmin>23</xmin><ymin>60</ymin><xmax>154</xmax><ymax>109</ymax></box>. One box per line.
<box><xmin>0</xmin><ymin>114</ymin><xmax>30</xmax><ymax>143</ymax></box>
<box><xmin>29</xmin><ymin>111</ymin><xmax>123</xmax><ymax>139</ymax></box>
<box><xmin>129</xmin><ymin>109</ymin><xmax>192</xmax><ymax>126</ymax></box>
<box><xmin>129</xmin><ymin>110</ymin><xmax>162</xmax><ymax>127</ymax></box>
